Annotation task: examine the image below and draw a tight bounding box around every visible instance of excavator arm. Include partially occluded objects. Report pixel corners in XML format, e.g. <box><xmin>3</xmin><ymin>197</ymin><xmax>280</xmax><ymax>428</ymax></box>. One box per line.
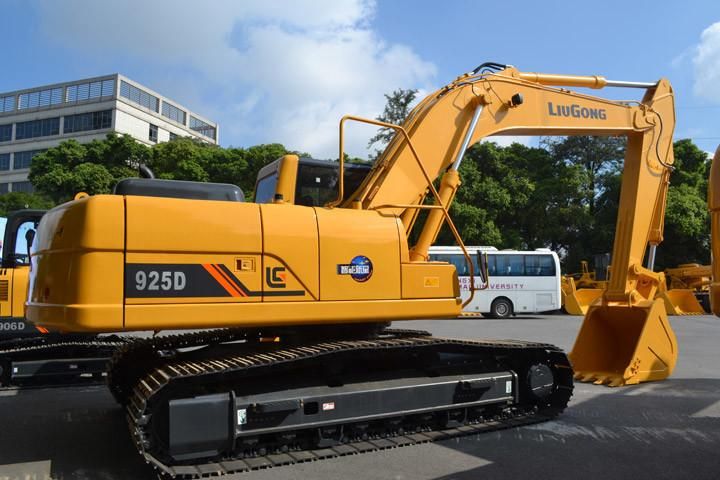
<box><xmin>334</xmin><ymin>64</ymin><xmax>677</xmax><ymax>386</ymax></box>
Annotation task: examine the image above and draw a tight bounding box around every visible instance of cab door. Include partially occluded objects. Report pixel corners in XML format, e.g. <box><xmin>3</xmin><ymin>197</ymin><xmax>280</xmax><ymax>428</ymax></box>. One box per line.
<box><xmin>0</xmin><ymin>210</ymin><xmax>46</xmax><ymax>336</ymax></box>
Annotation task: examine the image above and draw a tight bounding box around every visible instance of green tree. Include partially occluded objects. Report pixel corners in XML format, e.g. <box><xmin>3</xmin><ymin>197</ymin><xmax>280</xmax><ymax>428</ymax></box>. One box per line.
<box><xmin>654</xmin><ymin>139</ymin><xmax>711</xmax><ymax>268</ymax></box>
<box><xmin>542</xmin><ymin>136</ymin><xmax>625</xmax><ymax>216</ymax></box>
<box><xmin>150</xmin><ymin>137</ymin><xmax>212</xmax><ymax>182</ymax></box>
<box><xmin>29</xmin><ymin>134</ymin><xmax>148</xmax><ymax>203</ymax></box>
<box><xmin>434</xmin><ymin>142</ymin><xmax>534</xmax><ymax>248</ymax></box>
<box><xmin>367</xmin><ymin>88</ymin><xmax>418</xmax><ymax>160</ymax></box>
<box><xmin>542</xmin><ymin>136</ymin><xmax>626</xmax><ymax>270</ymax></box>
<box><xmin>0</xmin><ymin>192</ymin><xmax>54</xmax><ymax>217</ymax></box>
<box><xmin>29</xmin><ymin>133</ymin><xmax>300</xmax><ymax>203</ymax></box>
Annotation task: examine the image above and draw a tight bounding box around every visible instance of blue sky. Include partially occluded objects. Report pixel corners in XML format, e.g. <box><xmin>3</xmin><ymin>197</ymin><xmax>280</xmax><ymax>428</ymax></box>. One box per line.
<box><xmin>3</xmin><ymin>0</ymin><xmax>720</xmax><ymax>158</ymax></box>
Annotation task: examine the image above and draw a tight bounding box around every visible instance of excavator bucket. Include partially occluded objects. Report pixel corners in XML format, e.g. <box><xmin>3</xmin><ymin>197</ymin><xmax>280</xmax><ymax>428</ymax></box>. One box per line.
<box><xmin>569</xmin><ymin>298</ymin><xmax>677</xmax><ymax>386</ymax></box>
<box><xmin>658</xmin><ymin>288</ymin><xmax>705</xmax><ymax>315</ymax></box>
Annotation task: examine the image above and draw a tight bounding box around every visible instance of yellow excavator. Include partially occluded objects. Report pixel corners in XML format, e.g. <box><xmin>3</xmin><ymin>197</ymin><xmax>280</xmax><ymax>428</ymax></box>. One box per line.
<box><xmin>25</xmin><ymin>63</ymin><xmax>676</xmax><ymax>475</ymax></box>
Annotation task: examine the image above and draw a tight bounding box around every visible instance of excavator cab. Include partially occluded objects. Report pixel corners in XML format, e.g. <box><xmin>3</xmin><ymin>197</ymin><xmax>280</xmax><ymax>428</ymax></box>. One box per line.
<box><xmin>254</xmin><ymin>156</ymin><xmax>371</xmax><ymax>206</ymax></box>
<box><xmin>0</xmin><ymin>210</ymin><xmax>46</xmax><ymax>338</ymax></box>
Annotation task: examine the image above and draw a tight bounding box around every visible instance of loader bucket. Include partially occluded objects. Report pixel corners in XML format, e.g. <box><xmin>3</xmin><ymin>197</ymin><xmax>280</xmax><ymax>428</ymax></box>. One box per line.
<box><xmin>563</xmin><ymin>291</ymin><xmax>585</xmax><ymax>315</ymax></box>
<box><xmin>658</xmin><ymin>289</ymin><xmax>705</xmax><ymax>315</ymax></box>
<box><xmin>572</xmin><ymin>288</ymin><xmax>605</xmax><ymax>315</ymax></box>
<box><xmin>569</xmin><ymin>298</ymin><xmax>677</xmax><ymax>386</ymax></box>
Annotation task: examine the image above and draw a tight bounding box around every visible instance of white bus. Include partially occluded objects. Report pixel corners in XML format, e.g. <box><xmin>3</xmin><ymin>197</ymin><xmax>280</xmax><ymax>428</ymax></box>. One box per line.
<box><xmin>428</xmin><ymin>246</ymin><xmax>561</xmax><ymax>318</ymax></box>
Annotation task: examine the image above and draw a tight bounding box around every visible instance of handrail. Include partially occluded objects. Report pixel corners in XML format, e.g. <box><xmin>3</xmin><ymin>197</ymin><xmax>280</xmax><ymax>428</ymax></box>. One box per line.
<box><xmin>334</xmin><ymin>115</ymin><xmax>486</xmax><ymax>308</ymax></box>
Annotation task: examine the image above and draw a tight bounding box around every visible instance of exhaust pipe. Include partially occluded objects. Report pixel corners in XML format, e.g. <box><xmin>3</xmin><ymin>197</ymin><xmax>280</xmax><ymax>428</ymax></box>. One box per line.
<box><xmin>139</xmin><ymin>164</ymin><xmax>155</xmax><ymax>179</ymax></box>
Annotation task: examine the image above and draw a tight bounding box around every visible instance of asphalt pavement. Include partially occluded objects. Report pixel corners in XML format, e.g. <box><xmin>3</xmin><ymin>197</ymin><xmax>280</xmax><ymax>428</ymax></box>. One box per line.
<box><xmin>0</xmin><ymin>314</ymin><xmax>718</xmax><ymax>480</ymax></box>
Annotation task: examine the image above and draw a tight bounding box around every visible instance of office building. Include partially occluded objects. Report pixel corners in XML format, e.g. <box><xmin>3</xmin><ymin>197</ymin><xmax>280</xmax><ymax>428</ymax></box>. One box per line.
<box><xmin>0</xmin><ymin>74</ymin><xmax>218</xmax><ymax>193</ymax></box>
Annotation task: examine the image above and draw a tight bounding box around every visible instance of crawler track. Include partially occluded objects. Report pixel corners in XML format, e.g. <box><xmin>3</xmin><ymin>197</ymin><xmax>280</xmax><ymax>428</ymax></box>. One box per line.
<box><xmin>110</xmin><ymin>328</ymin><xmax>573</xmax><ymax>478</ymax></box>
<box><xmin>0</xmin><ymin>334</ymin><xmax>129</xmax><ymax>387</ymax></box>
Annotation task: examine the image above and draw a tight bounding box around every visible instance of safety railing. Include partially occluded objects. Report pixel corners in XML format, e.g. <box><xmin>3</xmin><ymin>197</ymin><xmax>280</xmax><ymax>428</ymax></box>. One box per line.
<box><xmin>332</xmin><ymin>115</ymin><xmax>488</xmax><ymax>307</ymax></box>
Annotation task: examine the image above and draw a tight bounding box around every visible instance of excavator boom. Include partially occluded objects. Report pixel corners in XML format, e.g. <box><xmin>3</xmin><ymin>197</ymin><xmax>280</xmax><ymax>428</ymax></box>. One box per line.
<box><xmin>340</xmin><ymin>65</ymin><xmax>677</xmax><ymax>385</ymax></box>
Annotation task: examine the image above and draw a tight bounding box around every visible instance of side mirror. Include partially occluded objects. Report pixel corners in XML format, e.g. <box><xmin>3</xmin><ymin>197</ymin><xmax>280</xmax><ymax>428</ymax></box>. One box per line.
<box><xmin>25</xmin><ymin>228</ymin><xmax>36</xmax><ymax>267</ymax></box>
<box><xmin>477</xmin><ymin>251</ymin><xmax>489</xmax><ymax>287</ymax></box>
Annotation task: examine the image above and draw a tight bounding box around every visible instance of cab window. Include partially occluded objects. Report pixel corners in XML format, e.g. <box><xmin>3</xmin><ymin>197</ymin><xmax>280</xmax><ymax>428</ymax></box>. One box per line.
<box><xmin>254</xmin><ymin>172</ymin><xmax>278</xmax><ymax>204</ymax></box>
<box><xmin>12</xmin><ymin>221</ymin><xmax>35</xmax><ymax>265</ymax></box>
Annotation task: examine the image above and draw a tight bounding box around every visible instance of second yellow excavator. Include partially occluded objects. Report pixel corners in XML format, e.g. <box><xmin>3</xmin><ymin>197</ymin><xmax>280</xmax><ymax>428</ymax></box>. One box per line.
<box><xmin>25</xmin><ymin>63</ymin><xmax>677</xmax><ymax>475</ymax></box>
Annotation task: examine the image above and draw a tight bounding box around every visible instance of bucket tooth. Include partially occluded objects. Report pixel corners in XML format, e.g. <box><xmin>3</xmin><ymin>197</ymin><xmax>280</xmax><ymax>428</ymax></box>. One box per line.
<box><xmin>569</xmin><ymin>298</ymin><xmax>677</xmax><ymax>387</ymax></box>
<box><xmin>608</xmin><ymin>377</ymin><xmax>624</xmax><ymax>387</ymax></box>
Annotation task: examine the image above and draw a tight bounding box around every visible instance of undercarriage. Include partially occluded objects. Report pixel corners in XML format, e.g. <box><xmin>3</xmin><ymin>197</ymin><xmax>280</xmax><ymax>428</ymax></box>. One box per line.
<box><xmin>108</xmin><ymin>326</ymin><xmax>574</xmax><ymax>478</ymax></box>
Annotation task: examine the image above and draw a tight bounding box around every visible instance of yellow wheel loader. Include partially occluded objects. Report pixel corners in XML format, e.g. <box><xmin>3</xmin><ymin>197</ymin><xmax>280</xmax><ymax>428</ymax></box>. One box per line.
<box><xmin>25</xmin><ymin>63</ymin><xmax>678</xmax><ymax>475</ymax></box>
<box><xmin>656</xmin><ymin>264</ymin><xmax>710</xmax><ymax>314</ymax></box>
<box><xmin>561</xmin><ymin>261</ymin><xmax>606</xmax><ymax>315</ymax></box>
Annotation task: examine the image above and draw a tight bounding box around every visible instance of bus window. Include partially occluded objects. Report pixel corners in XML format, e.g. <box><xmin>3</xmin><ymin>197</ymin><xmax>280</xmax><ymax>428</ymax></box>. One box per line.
<box><xmin>493</xmin><ymin>254</ymin><xmax>524</xmax><ymax>276</ymax></box>
<box><xmin>487</xmin><ymin>255</ymin><xmax>497</xmax><ymax>276</ymax></box>
<box><xmin>431</xmin><ymin>254</ymin><xmax>466</xmax><ymax>275</ymax></box>
<box><xmin>430</xmin><ymin>253</ymin><xmax>478</xmax><ymax>276</ymax></box>
<box><xmin>525</xmin><ymin>255</ymin><xmax>556</xmax><ymax>276</ymax></box>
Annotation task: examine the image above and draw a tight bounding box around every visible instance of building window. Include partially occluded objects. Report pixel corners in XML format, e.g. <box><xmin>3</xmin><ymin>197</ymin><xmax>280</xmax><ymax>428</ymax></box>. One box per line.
<box><xmin>0</xmin><ymin>154</ymin><xmax>9</xmax><ymax>171</ymax></box>
<box><xmin>149</xmin><ymin>123</ymin><xmax>158</xmax><ymax>143</ymax></box>
<box><xmin>15</xmin><ymin>117</ymin><xmax>60</xmax><ymax>140</ymax></box>
<box><xmin>64</xmin><ymin>110</ymin><xmax>112</xmax><ymax>134</ymax></box>
<box><xmin>12</xmin><ymin>181</ymin><xmax>33</xmax><ymax>193</ymax></box>
<box><xmin>66</xmin><ymin>79</ymin><xmax>115</xmax><ymax>102</ymax></box>
<box><xmin>120</xmin><ymin>81</ymin><xmax>159</xmax><ymax>112</ymax></box>
<box><xmin>0</xmin><ymin>95</ymin><xmax>14</xmax><ymax>113</ymax></box>
<box><xmin>13</xmin><ymin>150</ymin><xmax>43</xmax><ymax>170</ymax></box>
<box><xmin>189</xmin><ymin>116</ymin><xmax>216</xmax><ymax>140</ymax></box>
<box><xmin>161</xmin><ymin>102</ymin><xmax>186</xmax><ymax>125</ymax></box>
<box><xmin>18</xmin><ymin>87</ymin><xmax>63</xmax><ymax>110</ymax></box>
<box><xmin>0</xmin><ymin>183</ymin><xmax>8</xmax><ymax>194</ymax></box>
<box><xmin>169</xmin><ymin>132</ymin><xmax>178</xmax><ymax>141</ymax></box>
<box><xmin>0</xmin><ymin>124</ymin><xmax>11</xmax><ymax>142</ymax></box>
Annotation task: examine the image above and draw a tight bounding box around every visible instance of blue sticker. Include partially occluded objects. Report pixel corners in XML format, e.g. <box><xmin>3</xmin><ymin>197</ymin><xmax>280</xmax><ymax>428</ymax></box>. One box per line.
<box><xmin>337</xmin><ymin>255</ymin><xmax>373</xmax><ymax>283</ymax></box>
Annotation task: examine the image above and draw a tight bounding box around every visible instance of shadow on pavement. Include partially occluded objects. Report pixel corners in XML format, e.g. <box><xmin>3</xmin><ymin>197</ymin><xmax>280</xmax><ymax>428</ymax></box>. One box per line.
<box><xmin>0</xmin><ymin>385</ymin><xmax>151</xmax><ymax>479</ymax></box>
<box><xmin>1</xmin><ymin>378</ymin><xmax>718</xmax><ymax>480</ymax></box>
<box><xmin>433</xmin><ymin>378</ymin><xmax>720</xmax><ymax>480</ymax></box>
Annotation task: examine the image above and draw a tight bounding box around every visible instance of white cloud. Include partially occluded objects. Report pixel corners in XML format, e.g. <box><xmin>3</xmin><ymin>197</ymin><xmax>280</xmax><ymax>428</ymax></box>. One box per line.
<box><xmin>693</xmin><ymin>21</ymin><xmax>720</xmax><ymax>103</ymax></box>
<box><xmin>35</xmin><ymin>0</ymin><xmax>436</xmax><ymax>158</ymax></box>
